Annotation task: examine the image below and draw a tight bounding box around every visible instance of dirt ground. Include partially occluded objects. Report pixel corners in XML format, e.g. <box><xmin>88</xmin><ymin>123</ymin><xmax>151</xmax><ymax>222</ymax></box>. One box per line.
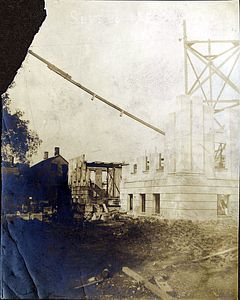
<box><xmin>54</xmin><ymin>215</ymin><xmax>238</xmax><ymax>299</ymax></box>
<box><xmin>3</xmin><ymin>215</ymin><xmax>238</xmax><ymax>299</ymax></box>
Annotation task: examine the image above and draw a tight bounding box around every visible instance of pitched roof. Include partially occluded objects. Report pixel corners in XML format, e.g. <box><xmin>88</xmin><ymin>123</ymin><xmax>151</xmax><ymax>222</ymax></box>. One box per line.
<box><xmin>30</xmin><ymin>155</ymin><xmax>68</xmax><ymax>169</ymax></box>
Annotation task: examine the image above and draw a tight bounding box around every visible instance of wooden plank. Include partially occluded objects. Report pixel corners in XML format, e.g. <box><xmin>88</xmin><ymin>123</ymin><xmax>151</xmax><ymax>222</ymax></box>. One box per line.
<box><xmin>192</xmin><ymin>247</ymin><xmax>237</xmax><ymax>262</ymax></box>
<box><xmin>122</xmin><ymin>267</ymin><xmax>173</xmax><ymax>300</ymax></box>
<box><xmin>74</xmin><ymin>279</ymin><xmax>103</xmax><ymax>289</ymax></box>
<box><xmin>103</xmin><ymin>203</ymin><xmax>109</xmax><ymax>213</ymax></box>
<box><xmin>122</xmin><ymin>267</ymin><xmax>143</xmax><ymax>283</ymax></box>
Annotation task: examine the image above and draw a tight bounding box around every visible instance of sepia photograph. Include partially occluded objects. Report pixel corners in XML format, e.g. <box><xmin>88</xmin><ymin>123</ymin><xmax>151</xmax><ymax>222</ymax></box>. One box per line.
<box><xmin>1</xmin><ymin>1</ymin><xmax>239</xmax><ymax>299</ymax></box>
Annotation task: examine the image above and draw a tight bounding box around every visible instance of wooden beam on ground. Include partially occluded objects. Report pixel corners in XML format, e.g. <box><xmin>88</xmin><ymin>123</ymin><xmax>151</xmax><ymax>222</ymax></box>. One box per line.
<box><xmin>74</xmin><ymin>279</ymin><xmax>103</xmax><ymax>289</ymax></box>
<box><xmin>122</xmin><ymin>267</ymin><xmax>174</xmax><ymax>300</ymax></box>
<box><xmin>192</xmin><ymin>247</ymin><xmax>238</xmax><ymax>263</ymax></box>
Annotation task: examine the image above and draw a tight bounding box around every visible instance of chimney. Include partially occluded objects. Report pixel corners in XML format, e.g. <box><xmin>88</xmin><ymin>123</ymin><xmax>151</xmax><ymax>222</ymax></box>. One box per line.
<box><xmin>54</xmin><ymin>147</ymin><xmax>60</xmax><ymax>156</ymax></box>
<box><xmin>44</xmin><ymin>151</ymin><xmax>49</xmax><ymax>160</ymax></box>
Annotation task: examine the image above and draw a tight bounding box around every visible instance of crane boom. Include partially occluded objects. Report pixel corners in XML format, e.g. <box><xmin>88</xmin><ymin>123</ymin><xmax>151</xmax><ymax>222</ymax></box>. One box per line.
<box><xmin>28</xmin><ymin>50</ymin><xmax>165</xmax><ymax>136</ymax></box>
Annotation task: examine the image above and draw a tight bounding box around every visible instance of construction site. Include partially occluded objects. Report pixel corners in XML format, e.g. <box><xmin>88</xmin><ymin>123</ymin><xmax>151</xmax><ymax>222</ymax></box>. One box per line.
<box><xmin>68</xmin><ymin>154</ymin><xmax>124</xmax><ymax>223</ymax></box>
<box><xmin>25</xmin><ymin>19</ymin><xmax>239</xmax><ymax>224</ymax></box>
<box><xmin>2</xmin><ymin>6</ymin><xmax>239</xmax><ymax>299</ymax></box>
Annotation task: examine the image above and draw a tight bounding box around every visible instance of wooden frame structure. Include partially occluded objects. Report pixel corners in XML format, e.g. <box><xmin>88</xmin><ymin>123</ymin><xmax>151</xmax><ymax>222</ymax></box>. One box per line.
<box><xmin>182</xmin><ymin>20</ymin><xmax>239</xmax><ymax>166</ymax></box>
<box><xmin>182</xmin><ymin>20</ymin><xmax>239</xmax><ymax>124</ymax></box>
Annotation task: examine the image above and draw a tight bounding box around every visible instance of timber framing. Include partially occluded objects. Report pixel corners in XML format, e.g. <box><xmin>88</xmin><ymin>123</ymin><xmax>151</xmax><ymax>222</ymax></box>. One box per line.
<box><xmin>182</xmin><ymin>20</ymin><xmax>240</xmax><ymax>118</ymax></box>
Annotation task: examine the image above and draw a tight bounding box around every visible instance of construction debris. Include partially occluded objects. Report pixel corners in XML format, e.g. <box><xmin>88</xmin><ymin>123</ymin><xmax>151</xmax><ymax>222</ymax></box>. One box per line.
<box><xmin>68</xmin><ymin>155</ymin><xmax>125</xmax><ymax>224</ymax></box>
<box><xmin>192</xmin><ymin>246</ymin><xmax>238</xmax><ymax>263</ymax></box>
<box><xmin>154</xmin><ymin>275</ymin><xmax>174</xmax><ymax>294</ymax></box>
<box><xmin>74</xmin><ymin>278</ymin><xmax>103</xmax><ymax>290</ymax></box>
<box><xmin>122</xmin><ymin>267</ymin><xmax>174</xmax><ymax>299</ymax></box>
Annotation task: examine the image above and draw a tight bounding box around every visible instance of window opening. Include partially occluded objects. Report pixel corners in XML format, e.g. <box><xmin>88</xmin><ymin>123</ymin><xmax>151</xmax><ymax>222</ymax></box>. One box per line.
<box><xmin>215</xmin><ymin>143</ymin><xmax>226</xmax><ymax>168</ymax></box>
<box><xmin>158</xmin><ymin>153</ymin><xmax>164</xmax><ymax>170</ymax></box>
<box><xmin>154</xmin><ymin>194</ymin><xmax>160</xmax><ymax>214</ymax></box>
<box><xmin>217</xmin><ymin>194</ymin><xmax>229</xmax><ymax>216</ymax></box>
<box><xmin>133</xmin><ymin>164</ymin><xmax>137</xmax><ymax>173</ymax></box>
<box><xmin>140</xmin><ymin>194</ymin><xmax>146</xmax><ymax>213</ymax></box>
<box><xmin>145</xmin><ymin>157</ymin><xmax>149</xmax><ymax>171</ymax></box>
<box><xmin>128</xmin><ymin>194</ymin><xmax>133</xmax><ymax>211</ymax></box>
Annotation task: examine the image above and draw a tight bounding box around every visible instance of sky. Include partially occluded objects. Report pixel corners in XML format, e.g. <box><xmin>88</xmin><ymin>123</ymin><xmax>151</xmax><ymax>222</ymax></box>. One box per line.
<box><xmin>7</xmin><ymin>1</ymin><xmax>239</xmax><ymax>165</ymax></box>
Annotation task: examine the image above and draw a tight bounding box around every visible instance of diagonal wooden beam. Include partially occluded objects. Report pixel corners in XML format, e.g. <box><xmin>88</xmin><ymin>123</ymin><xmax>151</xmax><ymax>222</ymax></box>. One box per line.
<box><xmin>213</xmin><ymin>52</ymin><xmax>240</xmax><ymax>109</ymax></box>
<box><xmin>187</xmin><ymin>46</ymin><xmax>240</xmax><ymax>95</ymax></box>
<box><xmin>188</xmin><ymin>45</ymin><xmax>240</xmax><ymax>94</ymax></box>
<box><xmin>214</xmin><ymin>103</ymin><xmax>239</xmax><ymax>114</ymax></box>
<box><xmin>187</xmin><ymin>53</ymin><xmax>208</xmax><ymax>103</ymax></box>
<box><xmin>188</xmin><ymin>64</ymin><xmax>208</xmax><ymax>95</ymax></box>
<box><xmin>214</xmin><ymin>117</ymin><xmax>224</xmax><ymax>129</ymax></box>
<box><xmin>122</xmin><ymin>267</ymin><xmax>174</xmax><ymax>300</ymax></box>
<box><xmin>188</xmin><ymin>45</ymin><xmax>240</xmax><ymax>93</ymax></box>
<box><xmin>212</xmin><ymin>64</ymin><xmax>239</xmax><ymax>94</ymax></box>
<box><xmin>188</xmin><ymin>44</ymin><xmax>238</xmax><ymax>93</ymax></box>
<box><xmin>192</xmin><ymin>247</ymin><xmax>237</xmax><ymax>263</ymax></box>
<box><xmin>212</xmin><ymin>44</ymin><xmax>238</xmax><ymax>60</ymax></box>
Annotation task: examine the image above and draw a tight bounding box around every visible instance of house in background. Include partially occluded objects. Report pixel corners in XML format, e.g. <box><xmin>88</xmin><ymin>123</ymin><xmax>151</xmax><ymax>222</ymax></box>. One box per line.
<box><xmin>26</xmin><ymin>147</ymin><xmax>72</xmax><ymax>222</ymax></box>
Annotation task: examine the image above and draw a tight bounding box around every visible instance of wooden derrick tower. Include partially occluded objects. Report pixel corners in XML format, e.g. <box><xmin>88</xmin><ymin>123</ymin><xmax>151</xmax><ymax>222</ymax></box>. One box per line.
<box><xmin>181</xmin><ymin>20</ymin><xmax>239</xmax><ymax>169</ymax></box>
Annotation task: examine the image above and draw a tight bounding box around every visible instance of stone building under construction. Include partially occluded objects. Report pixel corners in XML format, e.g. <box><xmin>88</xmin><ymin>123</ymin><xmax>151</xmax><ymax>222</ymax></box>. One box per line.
<box><xmin>120</xmin><ymin>23</ymin><xmax>239</xmax><ymax>221</ymax></box>
<box><xmin>120</xmin><ymin>96</ymin><xmax>239</xmax><ymax>220</ymax></box>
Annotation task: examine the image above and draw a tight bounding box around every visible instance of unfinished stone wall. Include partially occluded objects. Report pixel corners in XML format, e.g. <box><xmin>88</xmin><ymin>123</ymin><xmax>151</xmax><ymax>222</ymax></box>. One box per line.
<box><xmin>120</xmin><ymin>95</ymin><xmax>239</xmax><ymax>220</ymax></box>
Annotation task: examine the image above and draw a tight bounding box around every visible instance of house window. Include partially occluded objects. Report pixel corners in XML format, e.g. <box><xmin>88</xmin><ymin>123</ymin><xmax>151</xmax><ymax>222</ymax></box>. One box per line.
<box><xmin>128</xmin><ymin>194</ymin><xmax>133</xmax><ymax>211</ymax></box>
<box><xmin>140</xmin><ymin>194</ymin><xmax>146</xmax><ymax>213</ymax></box>
<box><xmin>154</xmin><ymin>194</ymin><xmax>160</xmax><ymax>214</ymax></box>
<box><xmin>51</xmin><ymin>163</ymin><xmax>58</xmax><ymax>171</ymax></box>
<box><xmin>217</xmin><ymin>194</ymin><xmax>229</xmax><ymax>216</ymax></box>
